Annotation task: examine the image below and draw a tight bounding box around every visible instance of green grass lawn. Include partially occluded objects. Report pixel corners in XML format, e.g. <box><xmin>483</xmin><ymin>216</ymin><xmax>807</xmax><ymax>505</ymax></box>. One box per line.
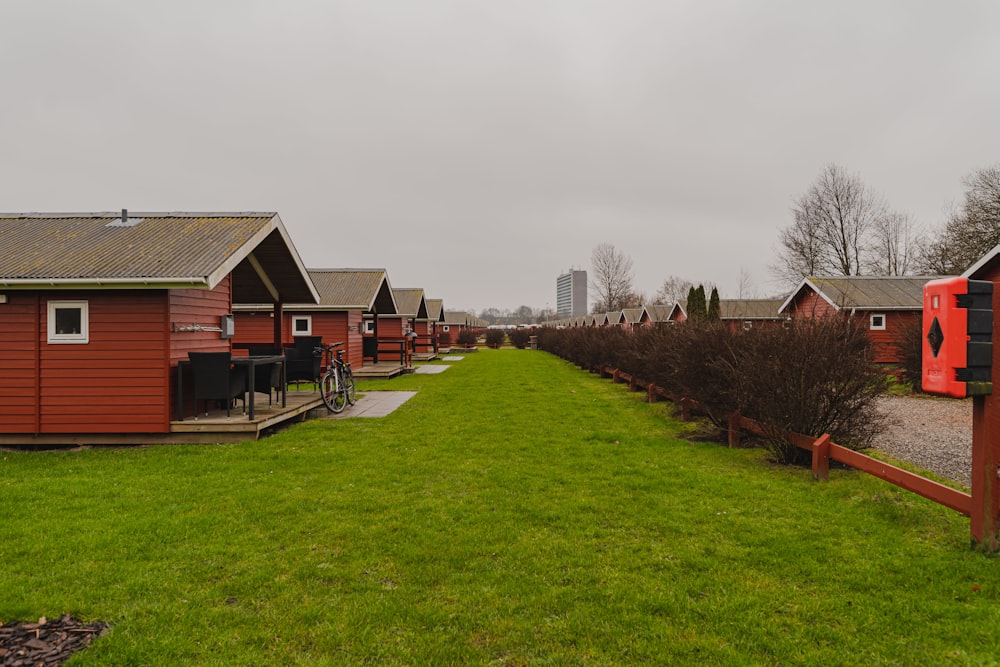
<box><xmin>2</xmin><ymin>350</ymin><xmax>999</xmax><ymax>665</ymax></box>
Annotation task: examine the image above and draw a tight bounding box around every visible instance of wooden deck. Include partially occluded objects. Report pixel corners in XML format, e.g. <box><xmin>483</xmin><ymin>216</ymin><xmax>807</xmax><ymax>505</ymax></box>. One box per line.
<box><xmin>0</xmin><ymin>390</ymin><xmax>328</xmax><ymax>447</ymax></box>
<box><xmin>170</xmin><ymin>390</ymin><xmax>326</xmax><ymax>442</ymax></box>
<box><xmin>354</xmin><ymin>362</ymin><xmax>407</xmax><ymax>379</ymax></box>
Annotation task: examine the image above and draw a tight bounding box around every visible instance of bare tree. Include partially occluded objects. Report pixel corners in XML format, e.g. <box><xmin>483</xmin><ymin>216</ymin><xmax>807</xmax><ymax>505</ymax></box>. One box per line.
<box><xmin>773</xmin><ymin>164</ymin><xmax>886</xmax><ymax>286</ymax></box>
<box><xmin>654</xmin><ymin>275</ymin><xmax>693</xmax><ymax>305</ymax></box>
<box><xmin>866</xmin><ymin>211</ymin><xmax>922</xmax><ymax>276</ymax></box>
<box><xmin>590</xmin><ymin>242</ymin><xmax>635</xmax><ymax>313</ymax></box>
<box><xmin>917</xmin><ymin>164</ymin><xmax>1000</xmax><ymax>275</ymax></box>
<box><xmin>737</xmin><ymin>267</ymin><xmax>757</xmax><ymax>298</ymax></box>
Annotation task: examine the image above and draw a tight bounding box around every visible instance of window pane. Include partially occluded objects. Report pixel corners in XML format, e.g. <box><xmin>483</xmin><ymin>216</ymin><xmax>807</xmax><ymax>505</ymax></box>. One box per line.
<box><xmin>295</xmin><ymin>319</ymin><xmax>309</xmax><ymax>332</ymax></box>
<box><xmin>55</xmin><ymin>307</ymin><xmax>82</xmax><ymax>335</ymax></box>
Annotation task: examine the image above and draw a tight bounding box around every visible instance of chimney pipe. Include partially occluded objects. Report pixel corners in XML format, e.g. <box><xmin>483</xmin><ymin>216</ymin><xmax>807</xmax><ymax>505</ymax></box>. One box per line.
<box><xmin>122</xmin><ymin>209</ymin><xmax>127</xmax><ymax>223</ymax></box>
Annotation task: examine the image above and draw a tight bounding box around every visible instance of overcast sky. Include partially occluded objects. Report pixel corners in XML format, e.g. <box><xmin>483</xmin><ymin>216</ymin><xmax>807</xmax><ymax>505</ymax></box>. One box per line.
<box><xmin>2</xmin><ymin>1</ymin><xmax>999</xmax><ymax>313</ymax></box>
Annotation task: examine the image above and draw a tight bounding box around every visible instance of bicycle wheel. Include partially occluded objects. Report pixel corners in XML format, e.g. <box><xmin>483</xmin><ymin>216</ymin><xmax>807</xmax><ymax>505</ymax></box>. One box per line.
<box><xmin>343</xmin><ymin>367</ymin><xmax>357</xmax><ymax>405</ymax></box>
<box><xmin>320</xmin><ymin>371</ymin><xmax>342</xmax><ymax>413</ymax></box>
<box><xmin>330</xmin><ymin>369</ymin><xmax>349</xmax><ymax>413</ymax></box>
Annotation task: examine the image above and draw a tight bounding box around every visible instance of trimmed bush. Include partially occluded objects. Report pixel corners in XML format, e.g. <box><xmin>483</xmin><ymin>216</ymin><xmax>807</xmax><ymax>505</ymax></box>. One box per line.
<box><xmin>509</xmin><ymin>328</ymin><xmax>531</xmax><ymax>349</ymax></box>
<box><xmin>538</xmin><ymin>319</ymin><xmax>887</xmax><ymax>465</ymax></box>
<box><xmin>485</xmin><ymin>329</ymin><xmax>506</xmax><ymax>348</ymax></box>
<box><xmin>456</xmin><ymin>329</ymin><xmax>478</xmax><ymax>346</ymax></box>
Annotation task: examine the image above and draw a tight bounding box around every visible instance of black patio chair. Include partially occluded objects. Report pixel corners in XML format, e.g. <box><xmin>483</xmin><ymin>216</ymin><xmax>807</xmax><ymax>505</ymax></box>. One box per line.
<box><xmin>285</xmin><ymin>336</ymin><xmax>322</xmax><ymax>390</ymax></box>
<box><xmin>188</xmin><ymin>352</ymin><xmax>248</xmax><ymax>418</ymax></box>
<box><xmin>248</xmin><ymin>347</ymin><xmax>283</xmax><ymax>405</ymax></box>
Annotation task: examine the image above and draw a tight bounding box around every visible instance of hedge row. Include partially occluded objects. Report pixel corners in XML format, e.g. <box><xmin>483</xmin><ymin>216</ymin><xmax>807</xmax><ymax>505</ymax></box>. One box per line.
<box><xmin>536</xmin><ymin>320</ymin><xmax>887</xmax><ymax>464</ymax></box>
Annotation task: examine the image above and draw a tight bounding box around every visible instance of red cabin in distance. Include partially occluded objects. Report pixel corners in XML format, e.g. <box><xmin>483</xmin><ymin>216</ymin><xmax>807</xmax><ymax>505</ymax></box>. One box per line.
<box><xmin>234</xmin><ymin>268</ymin><xmax>397</xmax><ymax>369</ymax></box>
<box><xmin>779</xmin><ymin>276</ymin><xmax>946</xmax><ymax>364</ymax></box>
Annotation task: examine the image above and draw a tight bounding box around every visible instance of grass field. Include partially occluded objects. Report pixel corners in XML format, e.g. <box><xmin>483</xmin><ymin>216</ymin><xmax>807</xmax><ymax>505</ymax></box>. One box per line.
<box><xmin>2</xmin><ymin>349</ymin><xmax>999</xmax><ymax>665</ymax></box>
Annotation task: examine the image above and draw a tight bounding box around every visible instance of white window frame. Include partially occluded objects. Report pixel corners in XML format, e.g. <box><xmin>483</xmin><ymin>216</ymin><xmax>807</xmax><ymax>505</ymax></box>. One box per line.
<box><xmin>869</xmin><ymin>313</ymin><xmax>886</xmax><ymax>331</ymax></box>
<box><xmin>47</xmin><ymin>300</ymin><xmax>89</xmax><ymax>344</ymax></box>
<box><xmin>743</xmin><ymin>320</ymin><xmax>753</xmax><ymax>330</ymax></box>
<box><xmin>442</xmin><ymin>324</ymin><xmax>450</xmax><ymax>333</ymax></box>
<box><xmin>292</xmin><ymin>315</ymin><xmax>312</xmax><ymax>336</ymax></box>
<box><xmin>363</xmin><ymin>319</ymin><xmax>375</xmax><ymax>334</ymax></box>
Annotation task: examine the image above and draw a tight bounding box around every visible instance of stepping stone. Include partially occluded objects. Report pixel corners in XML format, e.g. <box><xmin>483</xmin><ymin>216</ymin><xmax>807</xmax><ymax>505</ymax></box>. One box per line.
<box><xmin>323</xmin><ymin>391</ymin><xmax>417</xmax><ymax>419</ymax></box>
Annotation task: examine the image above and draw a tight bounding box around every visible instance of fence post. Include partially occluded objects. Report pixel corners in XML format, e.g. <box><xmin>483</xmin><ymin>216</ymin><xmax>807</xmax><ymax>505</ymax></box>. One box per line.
<box><xmin>648</xmin><ymin>383</ymin><xmax>657</xmax><ymax>403</ymax></box>
<box><xmin>812</xmin><ymin>433</ymin><xmax>831</xmax><ymax>481</ymax></box>
<box><xmin>612</xmin><ymin>369</ymin><xmax>620</xmax><ymax>384</ymax></box>
<box><xmin>728</xmin><ymin>411</ymin><xmax>742</xmax><ymax>448</ymax></box>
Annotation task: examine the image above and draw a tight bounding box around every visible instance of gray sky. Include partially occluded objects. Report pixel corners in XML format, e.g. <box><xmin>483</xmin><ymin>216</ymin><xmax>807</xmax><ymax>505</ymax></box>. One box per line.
<box><xmin>3</xmin><ymin>1</ymin><xmax>999</xmax><ymax>313</ymax></box>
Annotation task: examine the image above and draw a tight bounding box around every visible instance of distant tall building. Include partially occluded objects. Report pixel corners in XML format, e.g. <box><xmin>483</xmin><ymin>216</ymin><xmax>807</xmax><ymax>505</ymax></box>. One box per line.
<box><xmin>556</xmin><ymin>270</ymin><xmax>588</xmax><ymax>317</ymax></box>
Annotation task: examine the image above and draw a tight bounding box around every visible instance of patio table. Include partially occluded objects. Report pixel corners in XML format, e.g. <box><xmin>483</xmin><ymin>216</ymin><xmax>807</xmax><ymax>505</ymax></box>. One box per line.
<box><xmin>176</xmin><ymin>354</ymin><xmax>286</xmax><ymax>421</ymax></box>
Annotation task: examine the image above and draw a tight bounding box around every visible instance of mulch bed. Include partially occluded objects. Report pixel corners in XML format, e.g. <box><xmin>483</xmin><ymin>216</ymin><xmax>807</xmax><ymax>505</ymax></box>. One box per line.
<box><xmin>0</xmin><ymin>615</ymin><xmax>108</xmax><ymax>666</ymax></box>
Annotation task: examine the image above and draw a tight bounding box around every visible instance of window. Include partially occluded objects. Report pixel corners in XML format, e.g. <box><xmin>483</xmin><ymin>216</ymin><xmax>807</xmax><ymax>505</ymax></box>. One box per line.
<box><xmin>442</xmin><ymin>325</ymin><xmax>450</xmax><ymax>333</ymax></box>
<box><xmin>743</xmin><ymin>320</ymin><xmax>753</xmax><ymax>330</ymax></box>
<box><xmin>363</xmin><ymin>319</ymin><xmax>375</xmax><ymax>334</ymax></box>
<box><xmin>47</xmin><ymin>300</ymin><xmax>89</xmax><ymax>344</ymax></box>
<box><xmin>292</xmin><ymin>315</ymin><xmax>312</xmax><ymax>336</ymax></box>
<box><xmin>869</xmin><ymin>313</ymin><xmax>886</xmax><ymax>331</ymax></box>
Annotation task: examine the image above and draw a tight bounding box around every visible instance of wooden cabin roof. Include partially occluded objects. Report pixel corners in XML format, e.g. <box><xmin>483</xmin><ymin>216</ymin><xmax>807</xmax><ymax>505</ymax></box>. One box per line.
<box><xmin>718</xmin><ymin>299</ymin><xmax>786</xmax><ymax>320</ymax></box>
<box><xmin>425</xmin><ymin>298</ymin><xmax>446</xmax><ymax>322</ymax></box>
<box><xmin>620</xmin><ymin>308</ymin><xmax>644</xmax><ymax>324</ymax></box>
<box><xmin>642</xmin><ymin>304</ymin><xmax>673</xmax><ymax>323</ymax></box>
<box><xmin>0</xmin><ymin>211</ymin><xmax>318</xmax><ymax>304</ymax></box>
<box><xmin>443</xmin><ymin>310</ymin><xmax>470</xmax><ymax>326</ymax></box>
<box><xmin>286</xmin><ymin>269</ymin><xmax>398</xmax><ymax>313</ymax></box>
<box><xmin>391</xmin><ymin>288</ymin><xmax>429</xmax><ymax>319</ymax></box>
<box><xmin>779</xmin><ymin>276</ymin><xmax>943</xmax><ymax>313</ymax></box>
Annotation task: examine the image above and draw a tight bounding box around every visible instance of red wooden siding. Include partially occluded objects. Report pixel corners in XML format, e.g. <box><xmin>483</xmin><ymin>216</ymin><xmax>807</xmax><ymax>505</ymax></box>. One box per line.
<box><xmin>168</xmin><ymin>278</ymin><xmax>234</xmax><ymax>421</ymax></box>
<box><xmin>302</xmin><ymin>311</ymin><xmax>363</xmax><ymax>368</ymax></box>
<box><xmin>867</xmin><ymin>311</ymin><xmax>919</xmax><ymax>364</ymax></box>
<box><xmin>233</xmin><ymin>311</ymin><xmax>283</xmax><ymax>346</ymax></box>
<box><xmin>378</xmin><ymin>318</ymin><xmax>407</xmax><ymax>338</ymax></box>
<box><xmin>0</xmin><ymin>293</ymin><xmax>41</xmax><ymax>433</ymax></box>
<box><xmin>39</xmin><ymin>290</ymin><xmax>170</xmax><ymax>433</ymax></box>
<box><xmin>168</xmin><ymin>277</ymin><xmax>233</xmax><ymax>363</ymax></box>
<box><xmin>787</xmin><ymin>288</ymin><xmax>917</xmax><ymax>364</ymax></box>
<box><xmin>235</xmin><ymin>309</ymin><xmax>365</xmax><ymax>368</ymax></box>
<box><xmin>786</xmin><ymin>291</ymin><xmax>838</xmax><ymax>319</ymax></box>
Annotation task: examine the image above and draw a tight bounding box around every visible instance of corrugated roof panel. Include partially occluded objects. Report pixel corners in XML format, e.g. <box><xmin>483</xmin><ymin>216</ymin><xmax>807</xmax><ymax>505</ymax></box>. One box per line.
<box><xmin>307</xmin><ymin>269</ymin><xmax>388</xmax><ymax>309</ymax></box>
<box><xmin>809</xmin><ymin>276</ymin><xmax>933</xmax><ymax>309</ymax></box>
<box><xmin>0</xmin><ymin>213</ymin><xmax>272</xmax><ymax>282</ymax></box>
<box><xmin>718</xmin><ymin>299</ymin><xmax>785</xmax><ymax>320</ymax></box>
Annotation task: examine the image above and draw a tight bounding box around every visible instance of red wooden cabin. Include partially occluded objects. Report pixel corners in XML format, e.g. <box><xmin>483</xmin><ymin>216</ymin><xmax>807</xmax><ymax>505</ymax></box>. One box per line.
<box><xmin>0</xmin><ymin>212</ymin><xmax>317</xmax><ymax>440</ymax></box>
<box><xmin>234</xmin><ymin>268</ymin><xmax>397</xmax><ymax>369</ymax></box>
<box><xmin>421</xmin><ymin>297</ymin><xmax>445</xmax><ymax>352</ymax></box>
<box><xmin>718</xmin><ymin>299</ymin><xmax>787</xmax><ymax>331</ymax></box>
<box><xmin>778</xmin><ymin>276</ymin><xmax>944</xmax><ymax>364</ymax></box>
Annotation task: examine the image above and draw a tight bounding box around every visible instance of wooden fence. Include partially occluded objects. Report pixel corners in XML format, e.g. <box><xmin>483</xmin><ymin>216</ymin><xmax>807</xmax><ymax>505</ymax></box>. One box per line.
<box><xmin>599</xmin><ymin>365</ymin><xmax>972</xmax><ymax>517</ymax></box>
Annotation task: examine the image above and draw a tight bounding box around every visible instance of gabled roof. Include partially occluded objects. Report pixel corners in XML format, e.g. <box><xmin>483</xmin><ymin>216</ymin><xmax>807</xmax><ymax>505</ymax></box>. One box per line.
<box><xmin>391</xmin><ymin>288</ymin><xmax>429</xmax><ymax>319</ymax></box>
<box><xmin>964</xmin><ymin>244</ymin><xmax>1000</xmax><ymax>279</ymax></box>
<box><xmin>778</xmin><ymin>276</ymin><xmax>943</xmax><ymax>314</ymax></box>
<box><xmin>0</xmin><ymin>211</ymin><xmax>318</xmax><ymax>303</ymax></box>
<box><xmin>642</xmin><ymin>304</ymin><xmax>673</xmax><ymax>323</ymax></box>
<box><xmin>425</xmin><ymin>298</ymin><xmax>446</xmax><ymax>323</ymax></box>
<box><xmin>667</xmin><ymin>300</ymin><xmax>687</xmax><ymax>321</ymax></box>
<box><xmin>280</xmin><ymin>269</ymin><xmax>397</xmax><ymax>313</ymax></box>
<box><xmin>620</xmin><ymin>308</ymin><xmax>644</xmax><ymax>324</ymax></box>
<box><xmin>718</xmin><ymin>299</ymin><xmax>786</xmax><ymax>320</ymax></box>
<box><xmin>443</xmin><ymin>310</ymin><xmax>470</xmax><ymax>326</ymax></box>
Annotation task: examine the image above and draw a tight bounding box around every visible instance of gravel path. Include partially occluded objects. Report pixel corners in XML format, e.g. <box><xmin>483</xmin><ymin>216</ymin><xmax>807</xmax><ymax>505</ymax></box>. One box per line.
<box><xmin>873</xmin><ymin>395</ymin><xmax>973</xmax><ymax>488</ymax></box>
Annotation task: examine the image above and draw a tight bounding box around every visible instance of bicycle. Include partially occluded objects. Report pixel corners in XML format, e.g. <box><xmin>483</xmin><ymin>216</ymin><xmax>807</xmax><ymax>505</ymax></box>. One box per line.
<box><xmin>316</xmin><ymin>342</ymin><xmax>357</xmax><ymax>413</ymax></box>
